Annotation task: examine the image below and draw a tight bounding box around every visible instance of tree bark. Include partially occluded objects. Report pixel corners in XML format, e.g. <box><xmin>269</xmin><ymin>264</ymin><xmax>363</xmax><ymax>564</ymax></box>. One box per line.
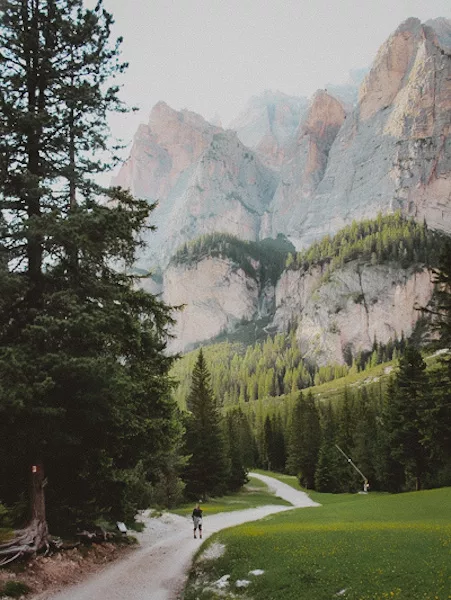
<box><xmin>0</xmin><ymin>463</ymin><xmax>49</xmax><ymax>564</ymax></box>
<box><xmin>30</xmin><ymin>462</ymin><xmax>49</xmax><ymax>548</ymax></box>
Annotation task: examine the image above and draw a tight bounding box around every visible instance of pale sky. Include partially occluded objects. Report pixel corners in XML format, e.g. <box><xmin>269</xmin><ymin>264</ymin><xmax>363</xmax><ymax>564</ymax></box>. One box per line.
<box><xmin>95</xmin><ymin>0</ymin><xmax>451</xmax><ymax>153</ymax></box>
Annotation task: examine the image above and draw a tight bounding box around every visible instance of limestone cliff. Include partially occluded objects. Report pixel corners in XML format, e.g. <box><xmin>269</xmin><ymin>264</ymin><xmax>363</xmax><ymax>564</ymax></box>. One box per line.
<box><xmin>163</xmin><ymin>256</ymin><xmax>275</xmax><ymax>354</ymax></box>
<box><xmin>290</xmin><ymin>17</ymin><xmax>451</xmax><ymax>248</ymax></box>
<box><xmin>113</xmin><ymin>101</ymin><xmax>220</xmax><ymax>199</ymax></box>
<box><xmin>162</xmin><ymin>251</ymin><xmax>435</xmax><ymax>361</ymax></box>
<box><xmin>269</xmin><ymin>90</ymin><xmax>346</xmax><ymax>239</ymax></box>
<box><xmin>272</xmin><ymin>262</ymin><xmax>434</xmax><ymax>365</ymax></box>
<box><xmin>114</xmin><ymin>105</ymin><xmax>277</xmax><ymax>268</ymax></box>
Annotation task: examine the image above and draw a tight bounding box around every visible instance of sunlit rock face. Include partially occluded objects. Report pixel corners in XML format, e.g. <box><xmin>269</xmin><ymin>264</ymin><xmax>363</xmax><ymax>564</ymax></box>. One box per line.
<box><xmin>113</xmin><ymin>101</ymin><xmax>221</xmax><ymax>200</ymax></box>
<box><xmin>290</xmin><ymin>17</ymin><xmax>451</xmax><ymax>249</ymax></box>
<box><xmin>163</xmin><ymin>256</ymin><xmax>275</xmax><ymax>354</ymax></box>
<box><xmin>113</xmin><ymin>105</ymin><xmax>276</xmax><ymax>268</ymax></box>
<box><xmin>269</xmin><ymin>90</ymin><xmax>346</xmax><ymax>242</ymax></box>
<box><xmin>273</xmin><ymin>262</ymin><xmax>434</xmax><ymax>365</ymax></box>
<box><xmin>162</xmin><ymin>254</ymin><xmax>434</xmax><ymax>360</ymax></box>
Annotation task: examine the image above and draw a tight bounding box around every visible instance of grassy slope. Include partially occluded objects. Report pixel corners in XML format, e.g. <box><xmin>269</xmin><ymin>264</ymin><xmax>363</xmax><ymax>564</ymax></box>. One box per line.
<box><xmin>295</xmin><ymin>351</ymin><xmax>442</xmax><ymax>405</ymax></box>
<box><xmin>172</xmin><ymin>476</ymin><xmax>291</xmax><ymax>517</ymax></box>
<box><xmin>185</xmin><ymin>479</ymin><xmax>451</xmax><ymax>600</ymax></box>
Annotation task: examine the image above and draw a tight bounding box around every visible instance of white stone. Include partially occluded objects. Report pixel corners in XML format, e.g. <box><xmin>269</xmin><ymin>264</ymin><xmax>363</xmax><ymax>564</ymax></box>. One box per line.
<box><xmin>235</xmin><ymin>579</ymin><xmax>251</xmax><ymax>588</ymax></box>
<box><xmin>213</xmin><ymin>574</ymin><xmax>230</xmax><ymax>589</ymax></box>
<box><xmin>249</xmin><ymin>569</ymin><xmax>265</xmax><ymax>576</ymax></box>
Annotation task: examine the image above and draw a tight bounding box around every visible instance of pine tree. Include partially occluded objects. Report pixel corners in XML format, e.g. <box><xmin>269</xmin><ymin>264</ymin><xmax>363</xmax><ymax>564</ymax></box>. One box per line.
<box><xmin>262</xmin><ymin>416</ymin><xmax>275</xmax><ymax>470</ymax></box>
<box><xmin>224</xmin><ymin>410</ymin><xmax>249</xmax><ymax>491</ymax></box>
<box><xmin>315</xmin><ymin>403</ymin><xmax>340</xmax><ymax>492</ymax></box>
<box><xmin>420</xmin><ymin>241</ymin><xmax>451</xmax><ymax>480</ymax></box>
<box><xmin>0</xmin><ymin>0</ymin><xmax>181</xmax><ymax>544</ymax></box>
<box><xmin>286</xmin><ymin>392</ymin><xmax>321</xmax><ymax>488</ymax></box>
<box><xmin>335</xmin><ymin>388</ymin><xmax>358</xmax><ymax>491</ymax></box>
<box><xmin>383</xmin><ymin>345</ymin><xmax>430</xmax><ymax>490</ymax></box>
<box><xmin>183</xmin><ymin>350</ymin><xmax>229</xmax><ymax>499</ymax></box>
<box><xmin>351</xmin><ymin>388</ymin><xmax>378</xmax><ymax>489</ymax></box>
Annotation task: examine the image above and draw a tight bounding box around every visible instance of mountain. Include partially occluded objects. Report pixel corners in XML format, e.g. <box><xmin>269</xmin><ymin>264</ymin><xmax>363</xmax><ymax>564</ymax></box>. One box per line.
<box><xmin>113</xmin><ymin>18</ymin><xmax>451</xmax><ymax>362</ymax></box>
<box><xmin>113</xmin><ymin>105</ymin><xmax>277</xmax><ymax>268</ymax></box>
<box><xmin>268</xmin><ymin>90</ymin><xmax>346</xmax><ymax>239</ymax></box>
<box><xmin>289</xmin><ymin>17</ymin><xmax>451</xmax><ymax>249</ymax></box>
<box><xmin>229</xmin><ymin>90</ymin><xmax>309</xmax><ymax>170</ymax></box>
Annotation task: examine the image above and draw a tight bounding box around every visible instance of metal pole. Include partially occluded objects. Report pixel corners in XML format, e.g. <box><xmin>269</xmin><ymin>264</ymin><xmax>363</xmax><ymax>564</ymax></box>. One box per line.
<box><xmin>335</xmin><ymin>444</ymin><xmax>367</xmax><ymax>482</ymax></box>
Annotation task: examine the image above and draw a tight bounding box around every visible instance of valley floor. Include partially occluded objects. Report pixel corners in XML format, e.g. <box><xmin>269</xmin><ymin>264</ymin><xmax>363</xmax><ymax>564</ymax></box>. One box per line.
<box><xmin>28</xmin><ymin>474</ymin><xmax>318</xmax><ymax>600</ymax></box>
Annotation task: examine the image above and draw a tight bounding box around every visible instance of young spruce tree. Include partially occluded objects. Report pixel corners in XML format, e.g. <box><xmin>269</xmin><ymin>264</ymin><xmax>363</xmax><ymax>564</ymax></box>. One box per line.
<box><xmin>183</xmin><ymin>349</ymin><xmax>229</xmax><ymax>500</ymax></box>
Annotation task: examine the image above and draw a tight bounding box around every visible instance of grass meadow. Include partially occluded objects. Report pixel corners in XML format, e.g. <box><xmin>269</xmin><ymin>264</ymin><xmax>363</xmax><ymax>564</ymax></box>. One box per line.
<box><xmin>184</xmin><ymin>478</ymin><xmax>451</xmax><ymax>600</ymax></box>
<box><xmin>173</xmin><ymin>475</ymin><xmax>291</xmax><ymax>517</ymax></box>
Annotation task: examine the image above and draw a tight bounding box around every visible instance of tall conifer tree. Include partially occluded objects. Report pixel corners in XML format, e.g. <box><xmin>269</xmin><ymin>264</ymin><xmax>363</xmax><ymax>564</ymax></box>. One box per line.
<box><xmin>421</xmin><ymin>241</ymin><xmax>451</xmax><ymax>476</ymax></box>
<box><xmin>383</xmin><ymin>345</ymin><xmax>430</xmax><ymax>490</ymax></box>
<box><xmin>315</xmin><ymin>403</ymin><xmax>340</xmax><ymax>492</ymax></box>
<box><xmin>0</xmin><ymin>0</ymin><xmax>180</xmax><ymax>541</ymax></box>
<box><xmin>286</xmin><ymin>392</ymin><xmax>320</xmax><ymax>488</ymax></box>
<box><xmin>183</xmin><ymin>350</ymin><xmax>229</xmax><ymax>499</ymax></box>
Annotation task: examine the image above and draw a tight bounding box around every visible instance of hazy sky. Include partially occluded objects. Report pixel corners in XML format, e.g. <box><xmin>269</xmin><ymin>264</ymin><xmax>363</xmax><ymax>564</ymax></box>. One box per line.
<box><xmin>96</xmin><ymin>0</ymin><xmax>451</xmax><ymax>147</ymax></box>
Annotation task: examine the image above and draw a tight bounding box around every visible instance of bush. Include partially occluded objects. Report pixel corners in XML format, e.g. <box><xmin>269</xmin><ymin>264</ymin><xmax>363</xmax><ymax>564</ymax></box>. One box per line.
<box><xmin>1</xmin><ymin>581</ymin><xmax>31</xmax><ymax>597</ymax></box>
<box><xmin>0</xmin><ymin>501</ymin><xmax>11</xmax><ymax>527</ymax></box>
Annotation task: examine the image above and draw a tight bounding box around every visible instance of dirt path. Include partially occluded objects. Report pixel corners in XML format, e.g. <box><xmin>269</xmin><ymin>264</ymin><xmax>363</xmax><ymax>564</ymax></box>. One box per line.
<box><xmin>37</xmin><ymin>473</ymin><xmax>320</xmax><ymax>600</ymax></box>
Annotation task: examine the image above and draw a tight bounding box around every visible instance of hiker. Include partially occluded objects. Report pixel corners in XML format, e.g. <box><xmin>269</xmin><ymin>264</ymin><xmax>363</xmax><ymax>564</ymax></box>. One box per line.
<box><xmin>192</xmin><ymin>503</ymin><xmax>203</xmax><ymax>539</ymax></box>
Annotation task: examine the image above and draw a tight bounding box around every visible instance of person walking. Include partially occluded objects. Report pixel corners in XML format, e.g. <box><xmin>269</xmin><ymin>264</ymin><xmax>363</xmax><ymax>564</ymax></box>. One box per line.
<box><xmin>192</xmin><ymin>503</ymin><xmax>203</xmax><ymax>539</ymax></box>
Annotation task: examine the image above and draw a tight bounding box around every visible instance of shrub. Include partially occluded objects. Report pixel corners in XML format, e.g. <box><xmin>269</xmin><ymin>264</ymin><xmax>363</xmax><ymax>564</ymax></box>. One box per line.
<box><xmin>1</xmin><ymin>581</ymin><xmax>31</xmax><ymax>597</ymax></box>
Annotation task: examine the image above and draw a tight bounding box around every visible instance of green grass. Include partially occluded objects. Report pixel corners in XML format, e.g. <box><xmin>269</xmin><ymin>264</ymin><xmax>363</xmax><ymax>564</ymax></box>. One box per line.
<box><xmin>253</xmin><ymin>469</ymin><xmax>374</xmax><ymax>505</ymax></box>
<box><xmin>185</xmin><ymin>486</ymin><xmax>451</xmax><ymax>600</ymax></box>
<box><xmin>172</xmin><ymin>476</ymin><xmax>291</xmax><ymax>517</ymax></box>
<box><xmin>0</xmin><ymin>581</ymin><xmax>31</xmax><ymax>597</ymax></box>
<box><xmin>0</xmin><ymin>528</ymin><xmax>13</xmax><ymax>544</ymax></box>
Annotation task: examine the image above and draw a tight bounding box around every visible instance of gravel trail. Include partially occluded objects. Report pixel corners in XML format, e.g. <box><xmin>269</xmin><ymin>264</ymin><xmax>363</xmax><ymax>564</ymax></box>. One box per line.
<box><xmin>42</xmin><ymin>473</ymin><xmax>320</xmax><ymax>600</ymax></box>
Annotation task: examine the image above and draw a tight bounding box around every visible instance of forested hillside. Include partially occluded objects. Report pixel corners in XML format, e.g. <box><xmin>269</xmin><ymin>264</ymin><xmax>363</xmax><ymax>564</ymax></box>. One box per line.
<box><xmin>172</xmin><ymin>342</ymin><xmax>450</xmax><ymax>494</ymax></box>
<box><xmin>171</xmin><ymin>331</ymin><xmax>408</xmax><ymax>408</ymax></box>
<box><xmin>170</xmin><ymin>233</ymin><xmax>451</xmax><ymax>494</ymax></box>
<box><xmin>171</xmin><ymin>213</ymin><xmax>448</xmax><ymax>407</ymax></box>
<box><xmin>287</xmin><ymin>212</ymin><xmax>445</xmax><ymax>276</ymax></box>
<box><xmin>171</xmin><ymin>232</ymin><xmax>295</xmax><ymax>286</ymax></box>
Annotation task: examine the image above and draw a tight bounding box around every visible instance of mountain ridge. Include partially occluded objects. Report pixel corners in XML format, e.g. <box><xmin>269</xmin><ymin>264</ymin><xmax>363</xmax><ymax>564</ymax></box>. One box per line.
<box><xmin>112</xmin><ymin>17</ymin><xmax>451</xmax><ymax>361</ymax></box>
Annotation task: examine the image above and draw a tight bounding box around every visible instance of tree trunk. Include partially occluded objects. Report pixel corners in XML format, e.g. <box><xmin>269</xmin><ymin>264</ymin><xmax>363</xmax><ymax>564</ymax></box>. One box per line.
<box><xmin>30</xmin><ymin>462</ymin><xmax>49</xmax><ymax>549</ymax></box>
<box><xmin>0</xmin><ymin>463</ymin><xmax>49</xmax><ymax>564</ymax></box>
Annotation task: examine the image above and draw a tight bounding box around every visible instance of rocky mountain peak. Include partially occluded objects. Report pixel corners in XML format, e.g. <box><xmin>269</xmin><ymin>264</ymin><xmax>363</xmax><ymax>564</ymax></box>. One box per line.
<box><xmin>300</xmin><ymin>90</ymin><xmax>346</xmax><ymax>139</ymax></box>
<box><xmin>358</xmin><ymin>18</ymin><xmax>423</xmax><ymax>121</ymax></box>
<box><xmin>230</xmin><ymin>90</ymin><xmax>309</xmax><ymax>169</ymax></box>
<box><xmin>112</xmin><ymin>102</ymin><xmax>221</xmax><ymax>201</ymax></box>
<box><xmin>148</xmin><ymin>101</ymin><xmax>218</xmax><ymax>140</ymax></box>
<box><xmin>425</xmin><ymin>17</ymin><xmax>451</xmax><ymax>52</ymax></box>
<box><xmin>268</xmin><ymin>90</ymin><xmax>346</xmax><ymax>241</ymax></box>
